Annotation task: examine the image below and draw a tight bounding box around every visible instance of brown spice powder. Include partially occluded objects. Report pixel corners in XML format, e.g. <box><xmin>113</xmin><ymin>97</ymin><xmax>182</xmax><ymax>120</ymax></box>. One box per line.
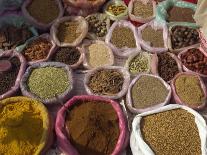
<box><xmin>141</xmin><ymin>109</ymin><xmax>201</xmax><ymax>155</ymax></box>
<box><xmin>65</xmin><ymin>100</ymin><xmax>119</xmax><ymax>155</ymax></box>
<box><xmin>132</xmin><ymin>1</ymin><xmax>153</xmax><ymax>18</ymax></box>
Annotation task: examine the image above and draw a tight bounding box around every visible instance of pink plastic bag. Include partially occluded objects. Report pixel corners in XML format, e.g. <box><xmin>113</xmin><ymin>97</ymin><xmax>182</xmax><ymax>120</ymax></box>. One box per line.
<box><xmin>0</xmin><ymin>50</ymin><xmax>26</xmax><ymax>100</ymax></box>
<box><xmin>137</xmin><ymin>20</ymin><xmax>168</xmax><ymax>53</ymax></box>
<box><xmin>55</xmin><ymin>95</ymin><xmax>129</xmax><ymax>155</ymax></box>
<box><xmin>22</xmin><ymin>0</ymin><xmax>64</xmax><ymax>30</ymax></box>
<box><xmin>171</xmin><ymin>72</ymin><xmax>207</xmax><ymax>110</ymax></box>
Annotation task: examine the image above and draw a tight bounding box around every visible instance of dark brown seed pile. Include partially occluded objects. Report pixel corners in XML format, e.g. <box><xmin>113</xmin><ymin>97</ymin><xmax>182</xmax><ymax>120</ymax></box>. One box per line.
<box><xmin>141</xmin><ymin>109</ymin><xmax>201</xmax><ymax>155</ymax></box>
<box><xmin>52</xmin><ymin>47</ymin><xmax>81</xmax><ymax>65</ymax></box>
<box><xmin>0</xmin><ymin>26</ymin><xmax>32</xmax><ymax>50</ymax></box>
<box><xmin>158</xmin><ymin>53</ymin><xmax>179</xmax><ymax>82</ymax></box>
<box><xmin>0</xmin><ymin>57</ymin><xmax>21</xmax><ymax>95</ymax></box>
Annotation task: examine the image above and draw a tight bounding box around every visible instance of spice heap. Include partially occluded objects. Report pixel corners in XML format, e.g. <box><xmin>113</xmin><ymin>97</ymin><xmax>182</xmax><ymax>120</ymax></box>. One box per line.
<box><xmin>132</xmin><ymin>0</ymin><xmax>153</xmax><ymax>18</ymax></box>
<box><xmin>141</xmin><ymin>26</ymin><xmax>164</xmax><ymax>47</ymax></box>
<box><xmin>167</xmin><ymin>6</ymin><xmax>195</xmax><ymax>23</ymax></box>
<box><xmin>158</xmin><ymin>53</ymin><xmax>179</xmax><ymax>82</ymax></box>
<box><xmin>181</xmin><ymin>48</ymin><xmax>207</xmax><ymax>75</ymax></box>
<box><xmin>131</xmin><ymin>75</ymin><xmax>169</xmax><ymax>109</ymax></box>
<box><xmin>52</xmin><ymin>47</ymin><xmax>81</xmax><ymax>65</ymax></box>
<box><xmin>111</xmin><ymin>26</ymin><xmax>136</xmax><ymax>48</ymax></box>
<box><xmin>0</xmin><ymin>98</ymin><xmax>45</xmax><ymax>154</ymax></box>
<box><xmin>141</xmin><ymin>109</ymin><xmax>201</xmax><ymax>155</ymax></box>
<box><xmin>27</xmin><ymin>0</ymin><xmax>59</xmax><ymax>24</ymax></box>
<box><xmin>22</xmin><ymin>38</ymin><xmax>52</xmax><ymax>62</ymax></box>
<box><xmin>128</xmin><ymin>52</ymin><xmax>150</xmax><ymax>75</ymax></box>
<box><xmin>65</xmin><ymin>100</ymin><xmax>119</xmax><ymax>155</ymax></box>
<box><xmin>0</xmin><ymin>57</ymin><xmax>20</xmax><ymax>95</ymax></box>
<box><xmin>86</xmin><ymin>15</ymin><xmax>107</xmax><ymax>37</ymax></box>
<box><xmin>87</xmin><ymin>43</ymin><xmax>112</xmax><ymax>68</ymax></box>
<box><xmin>57</xmin><ymin>21</ymin><xmax>81</xmax><ymax>44</ymax></box>
<box><xmin>171</xmin><ymin>26</ymin><xmax>199</xmax><ymax>49</ymax></box>
<box><xmin>27</xmin><ymin>67</ymin><xmax>70</xmax><ymax>99</ymax></box>
<box><xmin>107</xmin><ymin>4</ymin><xmax>127</xmax><ymax>16</ymax></box>
<box><xmin>88</xmin><ymin>69</ymin><xmax>124</xmax><ymax>96</ymax></box>
<box><xmin>175</xmin><ymin>74</ymin><xmax>205</xmax><ymax>106</ymax></box>
<box><xmin>0</xmin><ymin>26</ymin><xmax>32</xmax><ymax>50</ymax></box>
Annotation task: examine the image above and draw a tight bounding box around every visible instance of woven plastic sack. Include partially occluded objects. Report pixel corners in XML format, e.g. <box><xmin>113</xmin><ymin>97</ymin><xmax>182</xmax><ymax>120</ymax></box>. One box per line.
<box><xmin>171</xmin><ymin>72</ymin><xmax>206</xmax><ymax>110</ymax></box>
<box><xmin>105</xmin><ymin>20</ymin><xmax>141</xmax><ymax>57</ymax></box>
<box><xmin>55</xmin><ymin>95</ymin><xmax>129</xmax><ymax>155</ymax></box>
<box><xmin>137</xmin><ymin>20</ymin><xmax>168</xmax><ymax>53</ymax></box>
<box><xmin>156</xmin><ymin>0</ymin><xmax>197</xmax><ymax>27</ymax></box>
<box><xmin>84</xmin><ymin>66</ymin><xmax>130</xmax><ymax>100</ymax></box>
<box><xmin>20</xmin><ymin>62</ymin><xmax>73</xmax><ymax>105</ymax></box>
<box><xmin>0</xmin><ymin>50</ymin><xmax>26</xmax><ymax>100</ymax></box>
<box><xmin>22</xmin><ymin>0</ymin><xmax>64</xmax><ymax>30</ymax></box>
<box><xmin>130</xmin><ymin>104</ymin><xmax>207</xmax><ymax>155</ymax></box>
<box><xmin>151</xmin><ymin>52</ymin><xmax>183</xmax><ymax>83</ymax></box>
<box><xmin>0</xmin><ymin>11</ymin><xmax>38</xmax><ymax>51</ymax></box>
<box><xmin>128</xmin><ymin>0</ymin><xmax>156</xmax><ymax>23</ymax></box>
<box><xmin>17</xmin><ymin>34</ymin><xmax>57</xmax><ymax>65</ymax></box>
<box><xmin>51</xmin><ymin>16</ymin><xmax>88</xmax><ymax>47</ymax></box>
<box><xmin>126</xmin><ymin>73</ymin><xmax>172</xmax><ymax>113</ymax></box>
<box><xmin>194</xmin><ymin>0</ymin><xmax>207</xmax><ymax>28</ymax></box>
<box><xmin>0</xmin><ymin>0</ymin><xmax>24</xmax><ymax>15</ymax></box>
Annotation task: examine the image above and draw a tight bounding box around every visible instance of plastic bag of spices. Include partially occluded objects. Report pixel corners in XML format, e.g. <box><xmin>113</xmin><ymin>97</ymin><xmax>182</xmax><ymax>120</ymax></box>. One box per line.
<box><xmin>128</xmin><ymin>0</ymin><xmax>156</xmax><ymax>24</ymax></box>
<box><xmin>20</xmin><ymin>62</ymin><xmax>73</xmax><ymax>105</ymax></box>
<box><xmin>84</xmin><ymin>66</ymin><xmax>130</xmax><ymax>100</ymax></box>
<box><xmin>51</xmin><ymin>16</ymin><xmax>88</xmax><ymax>47</ymax></box>
<box><xmin>137</xmin><ymin>20</ymin><xmax>168</xmax><ymax>53</ymax></box>
<box><xmin>0</xmin><ymin>50</ymin><xmax>26</xmax><ymax>100</ymax></box>
<box><xmin>126</xmin><ymin>74</ymin><xmax>171</xmax><ymax>113</ymax></box>
<box><xmin>22</xmin><ymin>0</ymin><xmax>64</xmax><ymax>30</ymax></box>
<box><xmin>17</xmin><ymin>34</ymin><xmax>57</xmax><ymax>65</ymax></box>
<box><xmin>156</xmin><ymin>0</ymin><xmax>197</xmax><ymax>27</ymax></box>
<box><xmin>105</xmin><ymin>20</ymin><xmax>141</xmax><ymax>57</ymax></box>
<box><xmin>55</xmin><ymin>95</ymin><xmax>129</xmax><ymax>155</ymax></box>
<box><xmin>0</xmin><ymin>0</ymin><xmax>24</xmax><ymax>15</ymax></box>
<box><xmin>171</xmin><ymin>72</ymin><xmax>207</xmax><ymax>110</ymax></box>
<box><xmin>130</xmin><ymin>104</ymin><xmax>207</xmax><ymax>155</ymax></box>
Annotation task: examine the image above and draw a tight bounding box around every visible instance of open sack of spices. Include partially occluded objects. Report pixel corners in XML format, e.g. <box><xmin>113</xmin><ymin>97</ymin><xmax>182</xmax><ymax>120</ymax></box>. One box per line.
<box><xmin>51</xmin><ymin>16</ymin><xmax>88</xmax><ymax>47</ymax></box>
<box><xmin>156</xmin><ymin>0</ymin><xmax>197</xmax><ymax>27</ymax></box>
<box><xmin>85</xmin><ymin>13</ymin><xmax>110</xmax><ymax>40</ymax></box>
<box><xmin>130</xmin><ymin>104</ymin><xmax>207</xmax><ymax>155</ymax></box>
<box><xmin>0</xmin><ymin>50</ymin><xmax>26</xmax><ymax>100</ymax></box>
<box><xmin>0</xmin><ymin>0</ymin><xmax>24</xmax><ymax>15</ymax></box>
<box><xmin>105</xmin><ymin>20</ymin><xmax>140</xmax><ymax>57</ymax></box>
<box><xmin>22</xmin><ymin>0</ymin><xmax>64</xmax><ymax>30</ymax></box>
<box><xmin>137</xmin><ymin>20</ymin><xmax>168</xmax><ymax>53</ymax></box>
<box><xmin>0</xmin><ymin>96</ymin><xmax>53</xmax><ymax>155</ymax></box>
<box><xmin>0</xmin><ymin>12</ymin><xmax>38</xmax><ymax>51</ymax></box>
<box><xmin>171</xmin><ymin>72</ymin><xmax>207</xmax><ymax>110</ymax></box>
<box><xmin>82</xmin><ymin>40</ymin><xmax>114</xmax><ymax>69</ymax></box>
<box><xmin>128</xmin><ymin>0</ymin><xmax>156</xmax><ymax>23</ymax></box>
<box><xmin>20</xmin><ymin>62</ymin><xmax>73</xmax><ymax>104</ymax></box>
<box><xmin>151</xmin><ymin>52</ymin><xmax>182</xmax><ymax>83</ymax></box>
<box><xmin>84</xmin><ymin>66</ymin><xmax>130</xmax><ymax>99</ymax></box>
<box><xmin>127</xmin><ymin>74</ymin><xmax>171</xmax><ymax>113</ymax></box>
<box><xmin>178</xmin><ymin>46</ymin><xmax>207</xmax><ymax>77</ymax></box>
<box><xmin>55</xmin><ymin>95</ymin><xmax>129</xmax><ymax>155</ymax></box>
<box><xmin>125</xmin><ymin>50</ymin><xmax>152</xmax><ymax>76</ymax></box>
<box><xmin>18</xmin><ymin>34</ymin><xmax>57</xmax><ymax>65</ymax></box>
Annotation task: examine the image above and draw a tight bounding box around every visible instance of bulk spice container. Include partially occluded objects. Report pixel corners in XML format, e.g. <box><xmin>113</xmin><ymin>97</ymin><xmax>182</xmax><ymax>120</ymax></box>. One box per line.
<box><xmin>20</xmin><ymin>62</ymin><xmax>73</xmax><ymax>105</ymax></box>
<box><xmin>55</xmin><ymin>95</ymin><xmax>129</xmax><ymax>155</ymax></box>
<box><xmin>0</xmin><ymin>96</ymin><xmax>53</xmax><ymax>155</ymax></box>
<box><xmin>84</xmin><ymin>66</ymin><xmax>130</xmax><ymax>99</ymax></box>
<box><xmin>22</xmin><ymin>0</ymin><xmax>64</xmax><ymax>30</ymax></box>
<box><xmin>0</xmin><ymin>50</ymin><xmax>26</xmax><ymax>100</ymax></box>
<box><xmin>82</xmin><ymin>40</ymin><xmax>114</xmax><ymax>69</ymax></box>
<box><xmin>127</xmin><ymin>74</ymin><xmax>171</xmax><ymax>113</ymax></box>
<box><xmin>130</xmin><ymin>104</ymin><xmax>207</xmax><ymax>155</ymax></box>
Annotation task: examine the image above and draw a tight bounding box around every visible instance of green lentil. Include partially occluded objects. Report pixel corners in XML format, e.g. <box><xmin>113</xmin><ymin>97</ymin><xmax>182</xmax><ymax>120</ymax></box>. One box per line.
<box><xmin>27</xmin><ymin>67</ymin><xmax>70</xmax><ymax>99</ymax></box>
<box><xmin>132</xmin><ymin>75</ymin><xmax>169</xmax><ymax>109</ymax></box>
<box><xmin>175</xmin><ymin>74</ymin><xmax>205</xmax><ymax>106</ymax></box>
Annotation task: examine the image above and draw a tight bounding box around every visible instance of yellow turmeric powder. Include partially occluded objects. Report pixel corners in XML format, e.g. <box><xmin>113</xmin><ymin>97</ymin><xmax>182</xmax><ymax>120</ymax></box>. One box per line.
<box><xmin>0</xmin><ymin>97</ymin><xmax>49</xmax><ymax>155</ymax></box>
